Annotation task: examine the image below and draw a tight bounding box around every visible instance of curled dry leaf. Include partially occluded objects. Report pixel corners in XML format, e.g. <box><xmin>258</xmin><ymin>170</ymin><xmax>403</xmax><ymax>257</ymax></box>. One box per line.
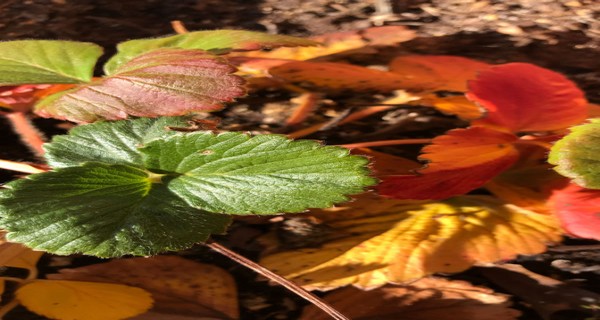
<box><xmin>389</xmin><ymin>55</ymin><xmax>491</xmax><ymax>92</ymax></box>
<box><xmin>48</xmin><ymin>256</ymin><xmax>239</xmax><ymax>319</ymax></box>
<box><xmin>260</xmin><ymin>195</ymin><xmax>560</xmax><ymax>290</ymax></box>
<box><xmin>378</xmin><ymin>126</ymin><xmax>519</xmax><ymax>200</ymax></box>
<box><xmin>467</xmin><ymin>63</ymin><xmax>588</xmax><ymax>132</ymax></box>
<box><xmin>300</xmin><ymin>278</ymin><xmax>520</xmax><ymax>320</ymax></box>
<box><xmin>0</xmin><ymin>232</ymin><xmax>43</xmax><ymax>273</ymax></box>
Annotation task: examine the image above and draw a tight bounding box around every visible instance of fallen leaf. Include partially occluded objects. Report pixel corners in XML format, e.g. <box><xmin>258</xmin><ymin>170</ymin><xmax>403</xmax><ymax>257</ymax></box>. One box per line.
<box><xmin>48</xmin><ymin>256</ymin><xmax>239</xmax><ymax>319</ymax></box>
<box><xmin>269</xmin><ymin>61</ymin><xmax>411</xmax><ymax>92</ymax></box>
<box><xmin>300</xmin><ymin>278</ymin><xmax>520</xmax><ymax>320</ymax></box>
<box><xmin>0</xmin><ymin>232</ymin><xmax>43</xmax><ymax>274</ymax></box>
<box><xmin>417</xmin><ymin>94</ymin><xmax>484</xmax><ymax>120</ymax></box>
<box><xmin>550</xmin><ymin>183</ymin><xmax>600</xmax><ymax>240</ymax></box>
<box><xmin>389</xmin><ymin>55</ymin><xmax>491</xmax><ymax>92</ymax></box>
<box><xmin>378</xmin><ymin>126</ymin><xmax>519</xmax><ymax>200</ymax></box>
<box><xmin>16</xmin><ymin>280</ymin><xmax>153</xmax><ymax>320</ymax></box>
<box><xmin>467</xmin><ymin>63</ymin><xmax>588</xmax><ymax>132</ymax></box>
<box><xmin>261</xmin><ymin>195</ymin><xmax>560</xmax><ymax>290</ymax></box>
<box><xmin>35</xmin><ymin>48</ymin><xmax>246</xmax><ymax>123</ymax></box>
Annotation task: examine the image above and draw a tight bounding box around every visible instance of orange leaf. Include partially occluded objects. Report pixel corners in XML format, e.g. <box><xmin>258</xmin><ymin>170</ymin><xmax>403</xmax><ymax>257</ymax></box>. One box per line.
<box><xmin>467</xmin><ymin>63</ymin><xmax>588</xmax><ymax>132</ymax></box>
<box><xmin>269</xmin><ymin>61</ymin><xmax>411</xmax><ymax>92</ymax></box>
<box><xmin>550</xmin><ymin>183</ymin><xmax>600</xmax><ymax>240</ymax></box>
<box><xmin>261</xmin><ymin>195</ymin><xmax>560</xmax><ymax>290</ymax></box>
<box><xmin>389</xmin><ymin>55</ymin><xmax>491</xmax><ymax>92</ymax></box>
<box><xmin>0</xmin><ymin>233</ymin><xmax>43</xmax><ymax>274</ymax></box>
<box><xmin>378</xmin><ymin>126</ymin><xmax>519</xmax><ymax>200</ymax></box>
<box><xmin>418</xmin><ymin>93</ymin><xmax>484</xmax><ymax>120</ymax></box>
<box><xmin>48</xmin><ymin>256</ymin><xmax>239</xmax><ymax>319</ymax></box>
<box><xmin>300</xmin><ymin>278</ymin><xmax>520</xmax><ymax>320</ymax></box>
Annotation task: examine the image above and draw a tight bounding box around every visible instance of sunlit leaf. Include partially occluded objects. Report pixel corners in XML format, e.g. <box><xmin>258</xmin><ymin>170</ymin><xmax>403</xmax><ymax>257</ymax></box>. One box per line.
<box><xmin>0</xmin><ymin>40</ymin><xmax>103</xmax><ymax>85</ymax></box>
<box><xmin>300</xmin><ymin>278</ymin><xmax>520</xmax><ymax>320</ymax></box>
<box><xmin>16</xmin><ymin>280</ymin><xmax>153</xmax><ymax>320</ymax></box>
<box><xmin>389</xmin><ymin>55</ymin><xmax>491</xmax><ymax>92</ymax></box>
<box><xmin>467</xmin><ymin>63</ymin><xmax>588</xmax><ymax>132</ymax></box>
<box><xmin>548</xmin><ymin>119</ymin><xmax>600</xmax><ymax>189</ymax></box>
<box><xmin>378</xmin><ymin>126</ymin><xmax>519</xmax><ymax>200</ymax></box>
<box><xmin>550</xmin><ymin>183</ymin><xmax>600</xmax><ymax>240</ymax></box>
<box><xmin>49</xmin><ymin>256</ymin><xmax>238</xmax><ymax>319</ymax></box>
<box><xmin>36</xmin><ymin>48</ymin><xmax>245</xmax><ymax>123</ymax></box>
<box><xmin>105</xmin><ymin>30</ymin><xmax>318</xmax><ymax>74</ymax></box>
<box><xmin>269</xmin><ymin>61</ymin><xmax>411</xmax><ymax>92</ymax></box>
<box><xmin>261</xmin><ymin>195</ymin><xmax>560</xmax><ymax>290</ymax></box>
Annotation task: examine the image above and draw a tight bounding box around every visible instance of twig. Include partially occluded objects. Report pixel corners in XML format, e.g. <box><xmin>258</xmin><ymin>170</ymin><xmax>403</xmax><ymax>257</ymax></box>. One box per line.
<box><xmin>0</xmin><ymin>299</ymin><xmax>19</xmax><ymax>319</ymax></box>
<box><xmin>4</xmin><ymin>112</ymin><xmax>46</xmax><ymax>157</ymax></box>
<box><xmin>340</xmin><ymin>138</ymin><xmax>431</xmax><ymax>149</ymax></box>
<box><xmin>286</xmin><ymin>92</ymin><xmax>321</xmax><ymax>126</ymax></box>
<box><xmin>0</xmin><ymin>159</ymin><xmax>46</xmax><ymax>174</ymax></box>
<box><xmin>171</xmin><ymin>20</ymin><xmax>189</xmax><ymax>34</ymax></box>
<box><xmin>205</xmin><ymin>241</ymin><xmax>350</xmax><ymax>320</ymax></box>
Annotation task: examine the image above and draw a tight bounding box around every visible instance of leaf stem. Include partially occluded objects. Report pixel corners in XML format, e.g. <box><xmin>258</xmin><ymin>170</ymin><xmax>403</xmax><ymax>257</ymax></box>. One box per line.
<box><xmin>339</xmin><ymin>138</ymin><xmax>431</xmax><ymax>149</ymax></box>
<box><xmin>0</xmin><ymin>298</ymin><xmax>20</xmax><ymax>319</ymax></box>
<box><xmin>4</xmin><ymin>112</ymin><xmax>46</xmax><ymax>157</ymax></box>
<box><xmin>205</xmin><ymin>241</ymin><xmax>350</xmax><ymax>320</ymax></box>
<box><xmin>0</xmin><ymin>159</ymin><xmax>47</xmax><ymax>174</ymax></box>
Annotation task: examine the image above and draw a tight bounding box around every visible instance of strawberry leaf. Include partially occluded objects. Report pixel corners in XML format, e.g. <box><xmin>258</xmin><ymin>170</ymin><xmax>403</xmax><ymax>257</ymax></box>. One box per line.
<box><xmin>550</xmin><ymin>183</ymin><xmax>600</xmax><ymax>240</ymax></box>
<box><xmin>549</xmin><ymin>119</ymin><xmax>600</xmax><ymax>189</ymax></box>
<box><xmin>1</xmin><ymin>117</ymin><xmax>374</xmax><ymax>256</ymax></box>
<box><xmin>467</xmin><ymin>63</ymin><xmax>588</xmax><ymax>132</ymax></box>
<box><xmin>35</xmin><ymin>48</ymin><xmax>245</xmax><ymax>123</ymax></box>
<box><xmin>0</xmin><ymin>163</ymin><xmax>232</xmax><ymax>257</ymax></box>
<box><xmin>104</xmin><ymin>30</ymin><xmax>318</xmax><ymax>74</ymax></box>
<box><xmin>0</xmin><ymin>40</ymin><xmax>103</xmax><ymax>85</ymax></box>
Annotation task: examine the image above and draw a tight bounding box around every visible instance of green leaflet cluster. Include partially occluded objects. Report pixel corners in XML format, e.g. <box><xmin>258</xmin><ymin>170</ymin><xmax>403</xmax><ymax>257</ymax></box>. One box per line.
<box><xmin>0</xmin><ymin>117</ymin><xmax>375</xmax><ymax>257</ymax></box>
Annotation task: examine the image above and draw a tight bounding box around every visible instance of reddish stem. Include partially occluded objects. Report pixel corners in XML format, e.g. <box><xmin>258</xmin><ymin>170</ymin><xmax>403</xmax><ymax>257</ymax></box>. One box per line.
<box><xmin>5</xmin><ymin>112</ymin><xmax>46</xmax><ymax>157</ymax></box>
<box><xmin>206</xmin><ymin>241</ymin><xmax>350</xmax><ymax>320</ymax></box>
<box><xmin>340</xmin><ymin>138</ymin><xmax>431</xmax><ymax>149</ymax></box>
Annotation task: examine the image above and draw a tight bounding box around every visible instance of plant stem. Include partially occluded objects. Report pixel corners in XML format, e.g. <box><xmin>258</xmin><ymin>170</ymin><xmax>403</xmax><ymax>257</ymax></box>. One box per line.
<box><xmin>4</xmin><ymin>112</ymin><xmax>46</xmax><ymax>157</ymax></box>
<box><xmin>205</xmin><ymin>241</ymin><xmax>350</xmax><ymax>320</ymax></box>
<box><xmin>0</xmin><ymin>299</ymin><xmax>19</xmax><ymax>319</ymax></box>
<box><xmin>339</xmin><ymin>138</ymin><xmax>431</xmax><ymax>149</ymax></box>
<box><xmin>0</xmin><ymin>159</ymin><xmax>46</xmax><ymax>174</ymax></box>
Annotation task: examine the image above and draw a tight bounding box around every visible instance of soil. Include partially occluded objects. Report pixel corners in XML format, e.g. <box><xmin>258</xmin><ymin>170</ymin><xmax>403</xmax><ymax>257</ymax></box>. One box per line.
<box><xmin>1</xmin><ymin>1</ymin><xmax>599</xmax><ymax>319</ymax></box>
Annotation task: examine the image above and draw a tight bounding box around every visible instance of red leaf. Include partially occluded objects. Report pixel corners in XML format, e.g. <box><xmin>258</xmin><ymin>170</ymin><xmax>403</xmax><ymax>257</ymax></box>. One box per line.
<box><xmin>389</xmin><ymin>55</ymin><xmax>491</xmax><ymax>92</ymax></box>
<box><xmin>550</xmin><ymin>183</ymin><xmax>600</xmax><ymax>240</ymax></box>
<box><xmin>35</xmin><ymin>49</ymin><xmax>245</xmax><ymax>123</ymax></box>
<box><xmin>379</xmin><ymin>126</ymin><xmax>519</xmax><ymax>200</ymax></box>
<box><xmin>467</xmin><ymin>63</ymin><xmax>588</xmax><ymax>132</ymax></box>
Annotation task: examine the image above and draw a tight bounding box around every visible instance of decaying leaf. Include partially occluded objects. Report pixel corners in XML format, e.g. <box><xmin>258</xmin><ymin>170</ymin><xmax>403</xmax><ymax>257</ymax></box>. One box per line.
<box><xmin>0</xmin><ymin>233</ymin><xmax>43</xmax><ymax>273</ymax></box>
<box><xmin>16</xmin><ymin>280</ymin><xmax>153</xmax><ymax>320</ymax></box>
<box><xmin>379</xmin><ymin>126</ymin><xmax>519</xmax><ymax>200</ymax></box>
<box><xmin>48</xmin><ymin>256</ymin><xmax>239</xmax><ymax>319</ymax></box>
<box><xmin>35</xmin><ymin>48</ymin><xmax>246</xmax><ymax>123</ymax></box>
<box><xmin>389</xmin><ymin>55</ymin><xmax>491</xmax><ymax>92</ymax></box>
<box><xmin>261</xmin><ymin>195</ymin><xmax>560</xmax><ymax>290</ymax></box>
<box><xmin>300</xmin><ymin>278</ymin><xmax>520</xmax><ymax>320</ymax></box>
<box><xmin>550</xmin><ymin>183</ymin><xmax>600</xmax><ymax>240</ymax></box>
<box><xmin>467</xmin><ymin>63</ymin><xmax>588</xmax><ymax>132</ymax></box>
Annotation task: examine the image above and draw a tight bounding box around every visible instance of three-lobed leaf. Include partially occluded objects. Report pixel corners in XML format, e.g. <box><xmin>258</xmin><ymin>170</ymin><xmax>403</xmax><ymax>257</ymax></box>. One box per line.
<box><xmin>0</xmin><ymin>117</ymin><xmax>374</xmax><ymax>257</ymax></box>
<box><xmin>104</xmin><ymin>30</ymin><xmax>319</xmax><ymax>74</ymax></box>
<box><xmin>0</xmin><ymin>40</ymin><xmax>102</xmax><ymax>85</ymax></box>
<box><xmin>35</xmin><ymin>48</ymin><xmax>246</xmax><ymax>123</ymax></box>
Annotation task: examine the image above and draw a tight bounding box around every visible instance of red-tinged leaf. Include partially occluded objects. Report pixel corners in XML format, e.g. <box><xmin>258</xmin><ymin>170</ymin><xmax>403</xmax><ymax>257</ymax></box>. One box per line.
<box><xmin>269</xmin><ymin>61</ymin><xmax>411</xmax><ymax>92</ymax></box>
<box><xmin>35</xmin><ymin>48</ymin><xmax>245</xmax><ymax>123</ymax></box>
<box><xmin>389</xmin><ymin>55</ymin><xmax>491</xmax><ymax>92</ymax></box>
<box><xmin>0</xmin><ymin>85</ymin><xmax>51</xmax><ymax>112</ymax></box>
<box><xmin>550</xmin><ymin>183</ymin><xmax>600</xmax><ymax>240</ymax></box>
<box><xmin>467</xmin><ymin>63</ymin><xmax>588</xmax><ymax>132</ymax></box>
<box><xmin>378</xmin><ymin>126</ymin><xmax>519</xmax><ymax>200</ymax></box>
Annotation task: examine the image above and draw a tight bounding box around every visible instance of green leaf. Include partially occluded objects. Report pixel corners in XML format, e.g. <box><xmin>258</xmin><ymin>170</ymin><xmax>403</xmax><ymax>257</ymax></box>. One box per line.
<box><xmin>0</xmin><ymin>163</ymin><xmax>231</xmax><ymax>257</ymax></box>
<box><xmin>44</xmin><ymin>116</ymin><xmax>194</xmax><ymax>168</ymax></box>
<box><xmin>0</xmin><ymin>40</ymin><xmax>103</xmax><ymax>85</ymax></box>
<box><xmin>549</xmin><ymin>119</ymin><xmax>600</xmax><ymax>189</ymax></box>
<box><xmin>141</xmin><ymin>132</ymin><xmax>377</xmax><ymax>214</ymax></box>
<box><xmin>2</xmin><ymin>117</ymin><xmax>374</xmax><ymax>256</ymax></box>
<box><xmin>104</xmin><ymin>30</ymin><xmax>318</xmax><ymax>74</ymax></box>
<box><xmin>35</xmin><ymin>48</ymin><xmax>245</xmax><ymax>123</ymax></box>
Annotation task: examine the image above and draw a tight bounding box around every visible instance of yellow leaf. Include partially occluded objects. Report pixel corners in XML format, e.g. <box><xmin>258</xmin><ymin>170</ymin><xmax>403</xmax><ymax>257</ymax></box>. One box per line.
<box><xmin>16</xmin><ymin>279</ymin><xmax>153</xmax><ymax>320</ymax></box>
<box><xmin>300</xmin><ymin>278</ymin><xmax>521</xmax><ymax>320</ymax></box>
<box><xmin>261</xmin><ymin>195</ymin><xmax>561</xmax><ymax>290</ymax></box>
<box><xmin>47</xmin><ymin>256</ymin><xmax>238</xmax><ymax>319</ymax></box>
